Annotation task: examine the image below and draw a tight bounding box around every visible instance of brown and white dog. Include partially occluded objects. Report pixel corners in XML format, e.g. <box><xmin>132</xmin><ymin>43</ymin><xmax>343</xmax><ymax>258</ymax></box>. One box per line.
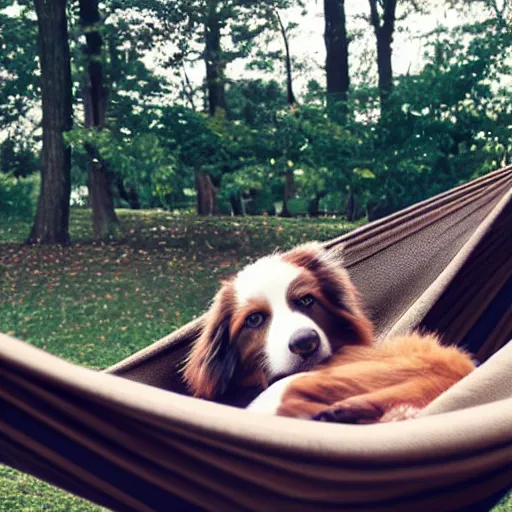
<box><xmin>183</xmin><ymin>242</ymin><xmax>475</xmax><ymax>423</ymax></box>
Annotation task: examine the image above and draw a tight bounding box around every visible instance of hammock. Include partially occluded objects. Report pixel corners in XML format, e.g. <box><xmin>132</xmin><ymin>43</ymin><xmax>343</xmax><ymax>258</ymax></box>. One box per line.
<box><xmin>1</xmin><ymin>166</ymin><xmax>511</xmax><ymax>512</ymax></box>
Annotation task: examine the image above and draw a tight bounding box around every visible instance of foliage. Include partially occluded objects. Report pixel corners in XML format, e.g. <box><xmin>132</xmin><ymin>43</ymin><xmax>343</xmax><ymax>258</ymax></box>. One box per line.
<box><xmin>2</xmin><ymin>0</ymin><xmax>512</xmax><ymax>224</ymax></box>
<box><xmin>361</xmin><ymin>19</ymin><xmax>512</xmax><ymax>216</ymax></box>
<box><xmin>66</xmin><ymin>125</ymin><xmax>178</xmax><ymax>208</ymax></box>
<box><xmin>0</xmin><ymin>138</ymin><xmax>38</xmax><ymax>178</ymax></box>
<box><xmin>0</xmin><ymin>173</ymin><xmax>40</xmax><ymax>219</ymax></box>
<box><xmin>0</xmin><ymin>1</ymin><xmax>39</xmax><ymax>134</ymax></box>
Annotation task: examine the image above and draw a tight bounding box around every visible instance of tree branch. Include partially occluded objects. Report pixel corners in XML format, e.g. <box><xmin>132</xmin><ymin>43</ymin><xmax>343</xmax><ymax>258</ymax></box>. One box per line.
<box><xmin>274</xmin><ymin>9</ymin><xmax>296</xmax><ymax>106</ymax></box>
<box><xmin>368</xmin><ymin>0</ymin><xmax>380</xmax><ymax>30</ymax></box>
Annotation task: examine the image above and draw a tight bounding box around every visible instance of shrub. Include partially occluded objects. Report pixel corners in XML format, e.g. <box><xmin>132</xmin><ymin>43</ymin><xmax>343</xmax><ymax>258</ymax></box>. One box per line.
<box><xmin>0</xmin><ymin>173</ymin><xmax>40</xmax><ymax>219</ymax></box>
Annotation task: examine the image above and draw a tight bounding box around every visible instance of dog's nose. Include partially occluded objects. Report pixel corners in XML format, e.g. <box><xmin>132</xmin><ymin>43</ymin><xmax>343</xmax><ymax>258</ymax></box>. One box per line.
<box><xmin>288</xmin><ymin>328</ymin><xmax>320</xmax><ymax>358</ymax></box>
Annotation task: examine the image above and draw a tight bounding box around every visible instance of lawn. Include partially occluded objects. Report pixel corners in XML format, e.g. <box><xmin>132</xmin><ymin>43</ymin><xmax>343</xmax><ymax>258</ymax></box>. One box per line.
<box><xmin>0</xmin><ymin>209</ymin><xmax>510</xmax><ymax>511</ymax></box>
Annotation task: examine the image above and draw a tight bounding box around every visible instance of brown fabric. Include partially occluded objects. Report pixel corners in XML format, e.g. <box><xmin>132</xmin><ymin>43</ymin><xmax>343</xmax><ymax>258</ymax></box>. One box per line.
<box><xmin>1</xmin><ymin>334</ymin><xmax>512</xmax><ymax>512</ymax></box>
<box><xmin>1</xmin><ymin>166</ymin><xmax>512</xmax><ymax>511</ymax></box>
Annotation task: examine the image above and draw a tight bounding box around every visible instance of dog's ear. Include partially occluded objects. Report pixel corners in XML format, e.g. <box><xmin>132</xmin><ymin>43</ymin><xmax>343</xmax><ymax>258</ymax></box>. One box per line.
<box><xmin>183</xmin><ymin>287</ymin><xmax>238</xmax><ymax>399</ymax></box>
<box><xmin>282</xmin><ymin>241</ymin><xmax>328</xmax><ymax>272</ymax></box>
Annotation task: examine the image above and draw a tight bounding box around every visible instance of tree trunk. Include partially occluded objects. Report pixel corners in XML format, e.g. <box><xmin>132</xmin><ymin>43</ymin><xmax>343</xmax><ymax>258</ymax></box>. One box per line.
<box><xmin>88</xmin><ymin>160</ymin><xmax>118</xmax><ymax>238</ymax></box>
<box><xmin>196</xmin><ymin>170</ymin><xmax>216</xmax><ymax>216</ymax></box>
<box><xmin>308</xmin><ymin>197</ymin><xmax>319</xmax><ymax>217</ymax></box>
<box><xmin>275</xmin><ymin>10</ymin><xmax>296</xmax><ymax>106</ymax></box>
<box><xmin>280</xmin><ymin>170</ymin><xmax>295</xmax><ymax>217</ymax></box>
<box><xmin>274</xmin><ymin>10</ymin><xmax>297</xmax><ymax>218</ymax></box>
<box><xmin>197</xmin><ymin>1</ymin><xmax>225</xmax><ymax>215</ymax></box>
<box><xmin>368</xmin><ymin>0</ymin><xmax>397</xmax><ymax>118</ymax></box>
<box><xmin>324</xmin><ymin>0</ymin><xmax>350</xmax><ymax>122</ymax></box>
<box><xmin>79</xmin><ymin>0</ymin><xmax>119</xmax><ymax>240</ymax></box>
<box><xmin>205</xmin><ymin>0</ymin><xmax>226</xmax><ymax>116</ymax></box>
<box><xmin>116</xmin><ymin>176</ymin><xmax>140</xmax><ymax>210</ymax></box>
<box><xmin>229</xmin><ymin>193</ymin><xmax>244</xmax><ymax>216</ymax></box>
<box><xmin>308</xmin><ymin>191</ymin><xmax>327</xmax><ymax>216</ymax></box>
<box><xmin>376</xmin><ymin>30</ymin><xmax>394</xmax><ymax>115</ymax></box>
<box><xmin>27</xmin><ymin>0</ymin><xmax>72</xmax><ymax>245</ymax></box>
<box><xmin>346</xmin><ymin>188</ymin><xmax>356</xmax><ymax>221</ymax></box>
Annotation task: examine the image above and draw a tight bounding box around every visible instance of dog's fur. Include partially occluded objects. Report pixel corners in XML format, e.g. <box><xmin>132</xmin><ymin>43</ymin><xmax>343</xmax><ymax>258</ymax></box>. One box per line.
<box><xmin>183</xmin><ymin>242</ymin><xmax>475</xmax><ymax>423</ymax></box>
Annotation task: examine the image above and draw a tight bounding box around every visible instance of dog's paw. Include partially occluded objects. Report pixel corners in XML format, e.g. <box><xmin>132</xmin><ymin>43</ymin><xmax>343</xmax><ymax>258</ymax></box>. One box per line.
<box><xmin>312</xmin><ymin>399</ymin><xmax>383</xmax><ymax>424</ymax></box>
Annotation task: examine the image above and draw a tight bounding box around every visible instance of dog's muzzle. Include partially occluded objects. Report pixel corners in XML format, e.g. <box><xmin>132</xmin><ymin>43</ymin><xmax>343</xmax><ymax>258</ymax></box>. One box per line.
<box><xmin>288</xmin><ymin>328</ymin><xmax>320</xmax><ymax>359</ymax></box>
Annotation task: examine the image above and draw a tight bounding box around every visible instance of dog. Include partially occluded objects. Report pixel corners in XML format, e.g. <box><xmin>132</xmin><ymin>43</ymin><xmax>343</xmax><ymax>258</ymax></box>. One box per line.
<box><xmin>183</xmin><ymin>242</ymin><xmax>475</xmax><ymax>423</ymax></box>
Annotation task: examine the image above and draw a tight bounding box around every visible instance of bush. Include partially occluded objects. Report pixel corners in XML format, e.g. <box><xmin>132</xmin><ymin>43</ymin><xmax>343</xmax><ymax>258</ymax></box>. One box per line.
<box><xmin>0</xmin><ymin>173</ymin><xmax>40</xmax><ymax>219</ymax></box>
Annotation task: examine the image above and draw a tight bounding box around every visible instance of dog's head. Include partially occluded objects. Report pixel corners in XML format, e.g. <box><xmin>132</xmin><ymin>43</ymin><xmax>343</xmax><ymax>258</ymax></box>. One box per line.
<box><xmin>183</xmin><ymin>242</ymin><xmax>374</xmax><ymax>400</ymax></box>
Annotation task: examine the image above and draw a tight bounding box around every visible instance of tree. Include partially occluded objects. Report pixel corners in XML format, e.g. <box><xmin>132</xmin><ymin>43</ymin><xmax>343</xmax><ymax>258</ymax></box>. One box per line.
<box><xmin>361</xmin><ymin>15</ymin><xmax>512</xmax><ymax>219</ymax></box>
<box><xmin>204</xmin><ymin>0</ymin><xmax>227</xmax><ymax>116</ymax></box>
<box><xmin>200</xmin><ymin>0</ymin><xmax>279</xmax><ymax>214</ymax></box>
<box><xmin>449</xmin><ymin>0</ymin><xmax>512</xmax><ymax>27</ymax></box>
<box><xmin>323</xmin><ymin>0</ymin><xmax>351</xmax><ymax>214</ymax></box>
<box><xmin>224</xmin><ymin>79</ymin><xmax>288</xmax><ymax>214</ymax></box>
<box><xmin>157</xmin><ymin>105</ymin><xmax>222</xmax><ymax>214</ymax></box>
<box><xmin>79</xmin><ymin>0</ymin><xmax>119</xmax><ymax>240</ymax></box>
<box><xmin>137</xmin><ymin>0</ymin><xmax>302</xmax><ymax>215</ymax></box>
<box><xmin>65</xmin><ymin>3</ymin><xmax>179</xmax><ymax>212</ymax></box>
<box><xmin>368</xmin><ymin>0</ymin><xmax>397</xmax><ymax>117</ymax></box>
<box><xmin>274</xmin><ymin>9</ymin><xmax>296</xmax><ymax>106</ymax></box>
<box><xmin>324</xmin><ymin>0</ymin><xmax>350</xmax><ymax>122</ymax></box>
<box><xmin>27</xmin><ymin>0</ymin><xmax>73</xmax><ymax>245</ymax></box>
<box><xmin>270</xmin><ymin>9</ymin><xmax>299</xmax><ymax>217</ymax></box>
<box><xmin>0</xmin><ymin>2</ymin><xmax>40</xmax><ymax>136</ymax></box>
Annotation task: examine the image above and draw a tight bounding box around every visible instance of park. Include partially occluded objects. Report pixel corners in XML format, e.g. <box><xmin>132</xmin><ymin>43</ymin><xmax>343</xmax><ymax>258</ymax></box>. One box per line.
<box><xmin>1</xmin><ymin>0</ymin><xmax>511</xmax><ymax>510</ymax></box>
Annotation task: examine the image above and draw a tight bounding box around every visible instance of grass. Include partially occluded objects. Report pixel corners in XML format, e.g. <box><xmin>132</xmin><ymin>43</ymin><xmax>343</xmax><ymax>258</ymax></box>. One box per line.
<box><xmin>0</xmin><ymin>209</ymin><xmax>510</xmax><ymax>511</ymax></box>
<box><xmin>0</xmin><ymin>210</ymin><xmax>360</xmax><ymax>368</ymax></box>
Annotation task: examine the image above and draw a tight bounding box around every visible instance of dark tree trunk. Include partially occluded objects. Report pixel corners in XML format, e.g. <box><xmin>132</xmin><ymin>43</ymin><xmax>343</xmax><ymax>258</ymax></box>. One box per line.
<box><xmin>196</xmin><ymin>170</ymin><xmax>216</xmax><ymax>216</ymax></box>
<box><xmin>275</xmin><ymin>10</ymin><xmax>297</xmax><ymax>218</ymax></box>
<box><xmin>324</xmin><ymin>0</ymin><xmax>350</xmax><ymax>122</ymax></box>
<box><xmin>79</xmin><ymin>0</ymin><xmax>119</xmax><ymax>240</ymax></box>
<box><xmin>308</xmin><ymin>197</ymin><xmax>319</xmax><ymax>217</ymax></box>
<box><xmin>376</xmin><ymin>31</ymin><xmax>393</xmax><ymax>114</ymax></box>
<box><xmin>205</xmin><ymin>0</ymin><xmax>226</xmax><ymax>116</ymax></box>
<box><xmin>275</xmin><ymin>10</ymin><xmax>296</xmax><ymax>106</ymax></box>
<box><xmin>308</xmin><ymin>191</ymin><xmax>327</xmax><ymax>216</ymax></box>
<box><xmin>116</xmin><ymin>176</ymin><xmax>140</xmax><ymax>210</ymax></box>
<box><xmin>27</xmin><ymin>0</ymin><xmax>72</xmax><ymax>245</ymax></box>
<box><xmin>229</xmin><ymin>193</ymin><xmax>244</xmax><ymax>216</ymax></box>
<box><xmin>280</xmin><ymin>171</ymin><xmax>295</xmax><ymax>218</ymax></box>
<box><xmin>346</xmin><ymin>188</ymin><xmax>356</xmax><ymax>221</ymax></box>
<box><xmin>88</xmin><ymin>160</ymin><xmax>118</xmax><ymax>237</ymax></box>
<box><xmin>368</xmin><ymin>0</ymin><xmax>397</xmax><ymax>118</ymax></box>
<box><xmin>196</xmin><ymin>0</ymin><xmax>225</xmax><ymax>215</ymax></box>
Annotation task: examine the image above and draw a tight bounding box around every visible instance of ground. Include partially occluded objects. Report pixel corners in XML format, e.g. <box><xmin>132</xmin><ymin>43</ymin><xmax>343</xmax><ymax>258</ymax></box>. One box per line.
<box><xmin>0</xmin><ymin>209</ymin><xmax>510</xmax><ymax>511</ymax></box>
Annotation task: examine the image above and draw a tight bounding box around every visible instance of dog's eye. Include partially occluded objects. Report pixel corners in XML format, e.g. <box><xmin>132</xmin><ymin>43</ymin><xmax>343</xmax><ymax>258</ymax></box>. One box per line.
<box><xmin>295</xmin><ymin>294</ymin><xmax>315</xmax><ymax>308</ymax></box>
<box><xmin>245</xmin><ymin>312</ymin><xmax>265</xmax><ymax>328</ymax></box>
